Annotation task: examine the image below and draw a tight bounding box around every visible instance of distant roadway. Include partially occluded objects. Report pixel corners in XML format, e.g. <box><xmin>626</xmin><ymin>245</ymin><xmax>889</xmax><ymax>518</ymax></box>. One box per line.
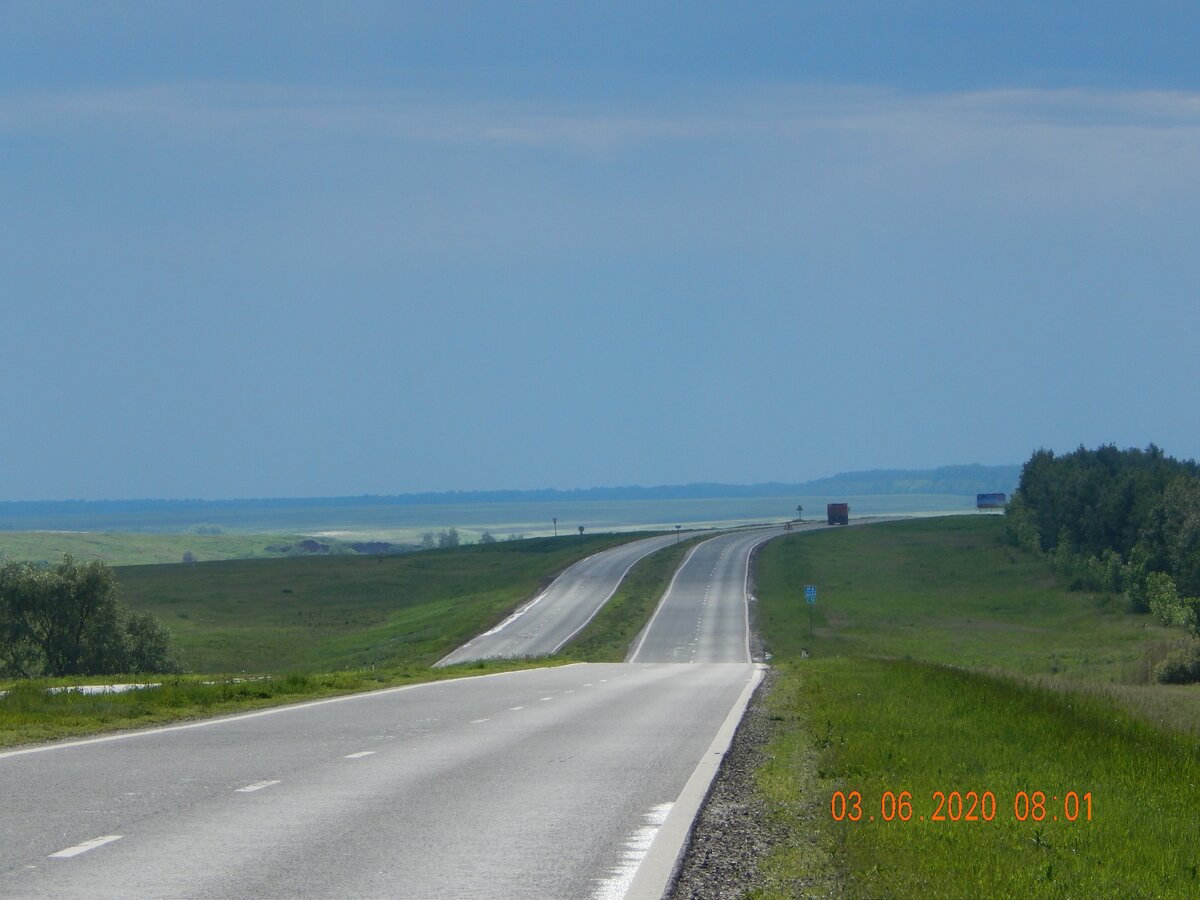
<box><xmin>1</xmin><ymin>524</ymin><xmax>813</xmax><ymax>899</ymax></box>
<box><xmin>437</xmin><ymin>531</ymin><xmax>693</xmax><ymax>665</ymax></box>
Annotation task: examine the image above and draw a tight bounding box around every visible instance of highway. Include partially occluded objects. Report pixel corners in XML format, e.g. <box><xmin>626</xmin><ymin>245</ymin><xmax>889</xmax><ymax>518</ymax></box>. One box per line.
<box><xmin>1</xmin><ymin>526</ymin><xmax>791</xmax><ymax>899</ymax></box>
<box><xmin>437</xmin><ymin>532</ymin><xmax>691</xmax><ymax>665</ymax></box>
<box><xmin>0</xmin><ymin>664</ymin><xmax>759</xmax><ymax>899</ymax></box>
<box><xmin>630</xmin><ymin>527</ymin><xmax>785</xmax><ymax>664</ymax></box>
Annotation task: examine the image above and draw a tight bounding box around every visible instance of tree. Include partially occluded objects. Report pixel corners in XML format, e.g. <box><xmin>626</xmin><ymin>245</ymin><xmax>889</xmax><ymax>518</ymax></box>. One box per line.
<box><xmin>182</xmin><ymin>550</ymin><xmax>197</xmax><ymax>565</ymax></box>
<box><xmin>0</xmin><ymin>556</ymin><xmax>178</xmax><ymax>677</ymax></box>
<box><xmin>578</xmin><ymin>525</ymin><xmax>585</xmax><ymax>536</ymax></box>
<box><xmin>438</xmin><ymin>527</ymin><xmax>460</xmax><ymax>549</ymax></box>
<box><xmin>420</xmin><ymin>531</ymin><xmax>436</xmax><ymax>550</ymax></box>
<box><xmin>479</xmin><ymin>531</ymin><xmax>497</xmax><ymax>544</ymax></box>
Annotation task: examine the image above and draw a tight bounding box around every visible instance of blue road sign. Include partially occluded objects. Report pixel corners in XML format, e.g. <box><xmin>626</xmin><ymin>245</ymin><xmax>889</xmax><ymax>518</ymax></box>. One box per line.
<box><xmin>805</xmin><ymin>585</ymin><xmax>817</xmax><ymax>604</ymax></box>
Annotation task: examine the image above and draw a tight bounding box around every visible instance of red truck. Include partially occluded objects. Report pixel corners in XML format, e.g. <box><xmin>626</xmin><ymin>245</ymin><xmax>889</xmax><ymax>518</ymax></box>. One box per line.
<box><xmin>827</xmin><ymin>502</ymin><xmax>849</xmax><ymax>525</ymax></box>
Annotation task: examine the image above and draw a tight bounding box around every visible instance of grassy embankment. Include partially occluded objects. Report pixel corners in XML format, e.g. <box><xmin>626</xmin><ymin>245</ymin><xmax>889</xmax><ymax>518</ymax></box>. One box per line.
<box><xmin>0</xmin><ymin>533</ymin><xmax>645</xmax><ymax>748</ymax></box>
<box><xmin>749</xmin><ymin>516</ymin><xmax>1200</xmax><ymax>898</ymax></box>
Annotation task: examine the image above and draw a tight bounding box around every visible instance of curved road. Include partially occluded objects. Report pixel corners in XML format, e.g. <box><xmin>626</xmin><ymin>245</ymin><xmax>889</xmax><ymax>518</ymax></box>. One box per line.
<box><xmin>2</xmin><ymin>524</ymin><xmax>806</xmax><ymax>899</ymax></box>
<box><xmin>630</xmin><ymin>526</ymin><xmax>785</xmax><ymax>664</ymax></box>
<box><xmin>437</xmin><ymin>532</ymin><xmax>692</xmax><ymax>665</ymax></box>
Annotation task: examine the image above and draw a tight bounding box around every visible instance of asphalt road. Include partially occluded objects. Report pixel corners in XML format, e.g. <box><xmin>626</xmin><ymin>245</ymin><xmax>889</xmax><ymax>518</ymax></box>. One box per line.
<box><xmin>2</xmin><ymin>524</ymin><xmax>801</xmax><ymax>899</ymax></box>
<box><xmin>437</xmin><ymin>532</ymin><xmax>690</xmax><ymax>665</ymax></box>
<box><xmin>0</xmin><ymin>663</ymin><xmax>759</xmax><ymax>899</ymax></box>
<box><xmin>629</xmin><ymin>527</ymin><xmax>786</xmax><ymax>664</ymax></box>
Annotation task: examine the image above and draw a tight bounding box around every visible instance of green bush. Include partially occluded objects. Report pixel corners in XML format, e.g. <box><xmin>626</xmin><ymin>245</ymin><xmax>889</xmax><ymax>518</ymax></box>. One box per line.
<box><xmin>1153</xmin><ymin>642</ymin><xmax>1200</xmax><ymax>684</ymax></box>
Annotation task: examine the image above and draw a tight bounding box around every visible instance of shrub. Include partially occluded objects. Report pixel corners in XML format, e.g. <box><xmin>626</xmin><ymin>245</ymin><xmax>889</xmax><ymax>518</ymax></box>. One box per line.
<box><xmin>1153</xmin><ymin>643</ymin><xmax>1200</xmax><ymax>684</ymax></box>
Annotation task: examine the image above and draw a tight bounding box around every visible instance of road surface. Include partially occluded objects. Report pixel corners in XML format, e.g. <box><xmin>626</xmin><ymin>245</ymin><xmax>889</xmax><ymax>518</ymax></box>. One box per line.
<box><xmin>630</xmin><ymin>526</ymin><xmax>785</xmax><ymax>664</ymax></box>
<box><xmin>0</xmin><ymin>663</ymin><xmax>759</xmax><ymax>899</ymax></box>
<box><xmin>437</xmin><ymin>532</ymin><xmax>692</xmax><ymax>665</ymax></box>
<box><xmin>2</xmin><ymin>524</ymin><xmax>804</xmax><ymax>899</ymax></box>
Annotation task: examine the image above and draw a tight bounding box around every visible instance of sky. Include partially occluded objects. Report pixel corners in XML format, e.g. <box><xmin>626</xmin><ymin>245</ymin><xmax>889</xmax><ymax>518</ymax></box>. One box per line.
<box><xmin>2</xmin><ymin>2</ymin><xmax>1199</xmax><ymax>500</ymax></box>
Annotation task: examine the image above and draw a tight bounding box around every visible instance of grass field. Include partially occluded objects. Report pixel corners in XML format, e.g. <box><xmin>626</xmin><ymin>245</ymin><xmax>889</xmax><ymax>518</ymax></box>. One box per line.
<box><xmin>750</xmin><ymin>516</ymin><xmax>1200</xmax><ymax>897</ymax></box>
<box><xmin>0</xmin><ymin>532</ymin><xmax>644</xmax><ymax>747</ymax></box>
<box><xmin>114</xmin><ymin>533</ymin><xmax>642</xmax><ymax>673</ymax></box>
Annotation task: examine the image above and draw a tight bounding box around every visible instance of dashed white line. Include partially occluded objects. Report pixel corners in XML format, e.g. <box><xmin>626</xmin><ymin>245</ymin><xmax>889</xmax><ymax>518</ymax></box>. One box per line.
<box><xmin>509</xmin><ymin>706</ymin><xmax>524</xmax><ymax>710</ymax></box>
<box><xmin>470</xmin><ymin>718</ymin><xmax>491</xmax><ymax>724</ymax></box>
<box><xmin>236</xmin><ymin>779</ymin><xmax>281</xmax><ymax>793</ymax></box>
<box><xmin>539</xmin><ymin>696</ymin><xmax>553</xmax><ymax>701</ymax></box>
<box><xmin>49</xmin><ymin>835</ymin><xmax>123</xmax><ymax>858</ymax></box>
<box><xmin>344</xmin><ymin>751</ymin><xmax>376</xmax><ymax>759</ymax></box>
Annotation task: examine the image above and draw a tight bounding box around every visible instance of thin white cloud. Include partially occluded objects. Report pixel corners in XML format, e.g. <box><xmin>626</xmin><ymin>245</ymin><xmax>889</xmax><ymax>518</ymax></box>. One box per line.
<box><xmin>4</xmin><ymin>82</ymin><xmax>1198</xmax><ymax>151</ymax></box>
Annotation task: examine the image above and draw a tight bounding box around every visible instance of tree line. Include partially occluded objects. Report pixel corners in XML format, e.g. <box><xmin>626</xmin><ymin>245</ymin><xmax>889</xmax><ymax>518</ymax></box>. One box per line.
<box><xmin>1005</xmin><ymin>444</ymin><xmax>1200</xmax><ymax>682</ymax></box>
<box><xmin>0</xmin><ymin>556</ymin><xmax>178</xmax><ymax>678</ymax></box>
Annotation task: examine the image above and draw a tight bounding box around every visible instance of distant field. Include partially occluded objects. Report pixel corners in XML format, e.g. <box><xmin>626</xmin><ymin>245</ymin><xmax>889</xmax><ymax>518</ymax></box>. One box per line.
<box><xmin>0</xmin><ymin>493</ymin><xmax>977</xmax><ymax>566</ymax></box>
<box><xmin>115</xmin><ymin>532</ymin><xmax>642</xmax><ymax>673</ymax></box>
<box><xmin>748</xmin><ymin>516</ymin><xmax>1200</xmax><ymax>898</ymax></box>
<box><xmin>0</xmin><ymin>493</ymin><xmax>977</xmax><ymax>539</ymax></box>
<box><xmin>0</xmin><ymin>531</ymin><xmax>306</xmax><ymax>567</ymax></box>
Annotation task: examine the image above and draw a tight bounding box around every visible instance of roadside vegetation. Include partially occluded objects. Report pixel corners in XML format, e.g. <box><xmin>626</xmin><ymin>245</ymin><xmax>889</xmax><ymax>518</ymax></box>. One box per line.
<box><xmin>748</xmin><ymin>516</ymin><xmax>1200</xmax><ymax>898</ymax></box>
<box><xmin>1005</xmin><ymin>444</ymin><xmax>1200</xmax><ymax>683</ymax></box>
<box><xmin>0</xmin><ymin>532</ymin><xmax>643</xmax><ymax>748</ymax></box>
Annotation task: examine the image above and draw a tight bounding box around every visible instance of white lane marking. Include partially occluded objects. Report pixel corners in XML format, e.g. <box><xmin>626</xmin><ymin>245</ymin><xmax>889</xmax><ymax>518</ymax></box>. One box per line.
<box><xmin>344</xmin><ymin>751</ymin><xmax>376</xmax><ymax>759</ymax></box>
<box><xmin>508</xmin><ymin>705</ymin><xmax>524</xmax><ymax>710</ymax></box>
<box><xmin>583</xmin><ymin>683</ymin><xmax>593</xmax><ymax>687</ymax></box>
<box><xmin>564</xmin><ymin>689</ymin><xmax>574</xmax><ymax>694</ymax></box>
<box><xmin>470</xmin><ymin>718</ymin><xmax>491</xmax><ymax>724</ymax></box>
<box><xmin>539</xmin><ymin>696</ymin><xmax>553</xmax><ymax>701</ymax></box>
<box><xmin>236</xmin><ymin>779</ymin><xmax>281</xmax><ymax>793</ymax></box>
<box><xmin>474</xmin><ymin>591</ymin><xmax>550</xmax><ymax>639</ymax></box>
<box><xmin>592</xmin><ymin>803</ymin><xmax>674</xmax><ymax>900</ymax></box>
<box><xmin>49</xmin><ymin>835</ymin><xmax>123</xmax><ymax>859</ymax></box>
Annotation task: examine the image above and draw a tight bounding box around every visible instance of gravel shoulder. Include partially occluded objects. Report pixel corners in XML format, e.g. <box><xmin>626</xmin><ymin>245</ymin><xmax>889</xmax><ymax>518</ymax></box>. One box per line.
<box><xmin>667</xmin><ymin>667</ymin><xmax>786</xmax><ymax>899</ymax></box>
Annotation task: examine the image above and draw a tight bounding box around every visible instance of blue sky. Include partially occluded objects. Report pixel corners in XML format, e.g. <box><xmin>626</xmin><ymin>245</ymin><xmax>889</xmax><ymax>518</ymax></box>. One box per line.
<box><xmin>3</xmin><ymin>2</ymin><xmax>1199</xmax><ymax>500</ymax></box>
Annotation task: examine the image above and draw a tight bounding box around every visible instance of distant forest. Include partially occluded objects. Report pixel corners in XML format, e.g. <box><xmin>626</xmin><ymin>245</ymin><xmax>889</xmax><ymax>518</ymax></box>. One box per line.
<box><xmin>0</xmin><ymin>464</ymin><xmax>1019</xmax><ymax>530</ymax></box>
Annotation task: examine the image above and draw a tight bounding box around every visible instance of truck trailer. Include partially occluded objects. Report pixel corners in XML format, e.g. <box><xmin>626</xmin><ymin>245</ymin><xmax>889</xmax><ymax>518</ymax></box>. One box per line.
<box><xmin>827</xmin><ymin>502</ymin><xmax>849</xmax><ymax>525</ymax></box>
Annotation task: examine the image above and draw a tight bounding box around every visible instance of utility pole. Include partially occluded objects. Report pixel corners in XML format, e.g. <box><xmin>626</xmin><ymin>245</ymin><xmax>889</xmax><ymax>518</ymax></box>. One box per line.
<box><xmin>553</xmin><ymin>517</ymin><xmax>557</xmax><ymax>537</ymax></box>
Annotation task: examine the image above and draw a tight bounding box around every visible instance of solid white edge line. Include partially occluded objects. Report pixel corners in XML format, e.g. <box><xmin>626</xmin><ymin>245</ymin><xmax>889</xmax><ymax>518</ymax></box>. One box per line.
<box><xmin>740</xmin><ymin>527</ymin><xmax>786</xmax><ymax>664</ymax></box>
<box><xmin>623</xmin><ymin>664</ymin><xmax>767</xmax><ymax>900</ymax></box>
<box><xmin>0</xmin><ymin>664</ymin><xmax>585</xmax><ymax>761</ymax></box>
<box><xmin>48</xmin><ymin>835</ymin><xmax>123</xmax><ymax>859</ymax></box>
<box><xmin>626</xmin><ymin>539</ymin><xmax>707</xmax><ymax>663</ymax></box>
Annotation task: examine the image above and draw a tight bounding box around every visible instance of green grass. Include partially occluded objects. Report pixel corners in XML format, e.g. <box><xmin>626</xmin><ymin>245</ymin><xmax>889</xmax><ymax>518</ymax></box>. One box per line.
<box><xmin>0</xmin><ymin>531</ymin><xmax>308</xmax><ymax>566</ymax></box>
<box><xmin>559</xmin><ymin>535</ymin><xmax>706</xmax><ymax>662</ymax></box>
<box><xmin>115</xmin><ymin>533</ymin><xmax>642</xmax><ymax>673</ymax></box>
<box><xmin>0</xmin><ymin>533</ymin><xmax>644</xmax><ymax>748</ymax></box>
<box><xmin>749</xmin><ymin>516</ymin><xmax>1200</xmax><ymax>898</ymax></box>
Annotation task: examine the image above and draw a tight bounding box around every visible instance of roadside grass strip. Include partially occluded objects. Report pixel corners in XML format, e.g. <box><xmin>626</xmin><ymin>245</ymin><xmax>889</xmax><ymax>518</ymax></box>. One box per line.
<box><xmin>753</xmin><ymin>658</ymin><xmax>1200</xmax><ymax>898</ymax></box>
<box><xmin>746</xmin><ymin>516</ymin><xmax>1200</xmax><ymax>898</ymax></box>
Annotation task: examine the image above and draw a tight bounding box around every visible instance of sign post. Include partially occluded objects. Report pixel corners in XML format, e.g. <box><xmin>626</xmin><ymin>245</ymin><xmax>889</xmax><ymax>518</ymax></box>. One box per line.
<box><xmin>805</xmin><ymin>585</ymin><xmax>817</xmax><ymax>637</ymax></box>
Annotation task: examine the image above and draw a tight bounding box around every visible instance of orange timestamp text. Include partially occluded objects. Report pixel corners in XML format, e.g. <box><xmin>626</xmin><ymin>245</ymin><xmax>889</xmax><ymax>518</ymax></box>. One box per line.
<box><xmin>830</xmin><ymin>789</ymin><xmax>1093</xmax><ymax>824</ymax></box>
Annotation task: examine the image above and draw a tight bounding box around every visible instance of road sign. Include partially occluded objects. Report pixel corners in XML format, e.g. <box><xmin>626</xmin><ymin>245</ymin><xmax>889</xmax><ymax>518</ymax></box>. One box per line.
<box><xmin>805</xmin><ymin>585</ymin><xmax>817</xmax><ymax>604</ymax></box>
